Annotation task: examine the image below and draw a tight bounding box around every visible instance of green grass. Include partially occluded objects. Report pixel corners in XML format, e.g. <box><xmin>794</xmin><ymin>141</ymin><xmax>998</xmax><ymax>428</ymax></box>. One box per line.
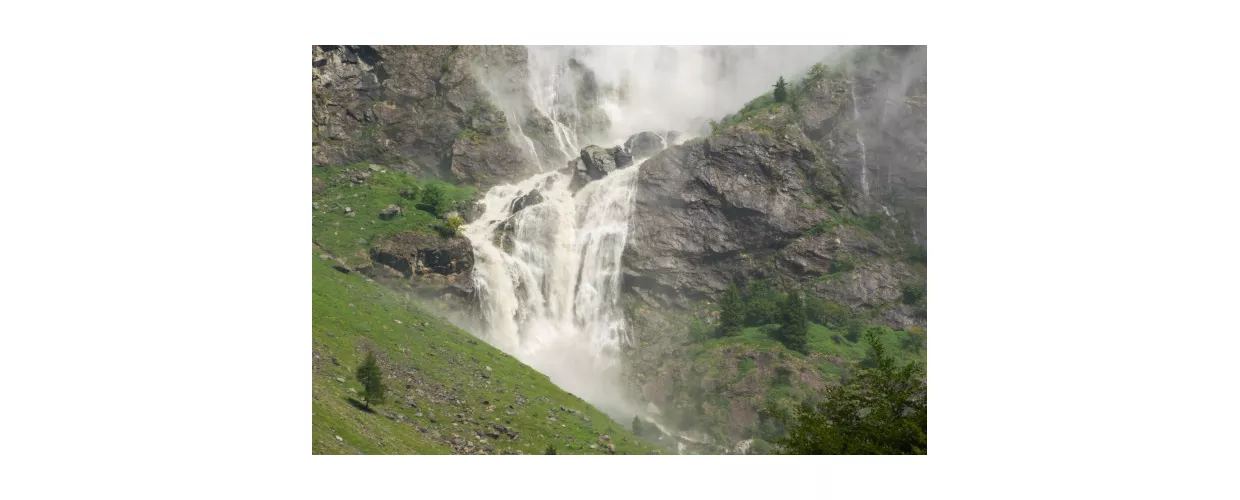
<box><xmin>312</xmin><ymin>163</ymin><xmax>475</xmax><ymax>267</ymax></box>
<box><xmin>312</xmin><ymin>254</ymin><xmax>658</xmax><ymax>455</ymax></box>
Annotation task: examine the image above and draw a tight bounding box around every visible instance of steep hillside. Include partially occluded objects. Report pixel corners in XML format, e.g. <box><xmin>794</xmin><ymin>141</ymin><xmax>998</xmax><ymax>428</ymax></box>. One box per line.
<box><xmin>312</xmin><ymin>254</ymin><xmax>659</xmax><ymax>454</ymax></box>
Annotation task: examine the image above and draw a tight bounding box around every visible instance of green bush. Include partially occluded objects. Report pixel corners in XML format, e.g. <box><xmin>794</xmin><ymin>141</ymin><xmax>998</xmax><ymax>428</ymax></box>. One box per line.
<box><xmin>719</xmin><ymin>282</ymin><xmax>745</xmax><ymax>336</ymax></box>
<box><xmin>859</xmin><ymin>214</ymin><xmax>885</xmax><ymax>232</ymax></box>
<box><xmin>902</xmin><ymin>282</ymin><xmax>926</xmax><ymax>305</ymax></box>
<box><xmin>906</xmin><ymin>245</ymin><xmax>927</xmax><ymax>264</ymax></box>
<box><xmin>831</xmin><ymin>258</ymin><xmax>856</xmax><ymax>274</ymax></box>
<box><xmin>844</xmin><ymin>320</ymin><xmax>864</xmax><ymax>343</ymax></box>
<box><xmin>776</xmin><ymin>291</ymin><xmax>809</xmax><ymax>354</ymax></box>
<box><xmin>744</xmin><ymin>280</ymin><xmax>783</xmax><ymax>326</ymax></box>
<box><xmin>420</xmin><ymin>184</ymin><xmax>450</xmax><ymax>217</ymax></box>
<box><xmin>399</xmin><ymin>184</ymin><xmax>421</xmax><ymax>202</ymax></box>
<box><xmin>544</xmin><ymin>444</ymin><xmax>557</xmax><ymax>455</ymax></box>
<box><xmin>688</xmin><ymin>317</ymin><xmax>715</xmax><ymax>342</ymax></box>
<box><xmin>773</xmin><ymin>76</ymin><xmax>788</xmax><ymax>103</ymax></box>
<box><xmin>805</xmin><ymin>296</ymin><xmax>850</xmax><ymax>326</ymax></box>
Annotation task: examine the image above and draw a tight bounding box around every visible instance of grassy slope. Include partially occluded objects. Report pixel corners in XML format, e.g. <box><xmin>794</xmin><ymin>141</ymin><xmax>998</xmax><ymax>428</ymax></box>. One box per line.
<box><xmin>312</xmin><ymin>254</ymin><xmax>658</xmax><ymax>454</ymax></box>
<box><xmin>312</xmin><ymin>164</ymin><xmax>658</xmax><ymax>455</ymax></box>
<box><xmin>312</xmin><ymin>164</ymin><xmax>476</xmax><ymax>268</ymax></box>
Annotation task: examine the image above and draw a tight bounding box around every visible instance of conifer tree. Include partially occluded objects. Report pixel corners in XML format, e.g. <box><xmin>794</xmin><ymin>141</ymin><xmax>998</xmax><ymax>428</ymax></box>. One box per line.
<box><xmin>773</xmin><ymin>76</ymin><xmax>788</xmax><ymax>103</ymax></box>
<box><xmin>778</xmin><ymin>290</ymin><xmax>808</xmax><ymax>354</ymax></box>
<box><xmin>355</xmin><ymin>352</ymin><xmax>386</xmax><ymax>409</ymax></box>
<box><xmin>720</xmin><ymin>281</ymin><xmax>745</xmax><ymax>336</ymax></box>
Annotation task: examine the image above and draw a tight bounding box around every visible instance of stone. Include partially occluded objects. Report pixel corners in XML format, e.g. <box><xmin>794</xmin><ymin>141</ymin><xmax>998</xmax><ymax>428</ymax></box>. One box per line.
<box><xmin>579</xmin><ymin>145</ymin><xmax>616</xmax><ymax>180</ymax></box>
<box><xmin>335</xmin><ymin>377</ymin><xmax>345</xmax><ymax>383</ymax></box>
<box><xmin>343</xmin><ymin>206</ymin><xmax>353</xmax><ymax>215</ymax></box>
<box><xmin>611</xmin><ymin>146</ymin><xmax>633</xmax><ymax>168</ymax></box>
<box><xmin>606</xmin><ymin>443</ymin><xmax>616</xmax><ymax>454</ymax></box>
<box><xmin>368</xmin><ymin>164</ymin><xmax>383</xmax><ymax>172</ymax></box>
<box><xmin>335</xmin><ymin>435</ymin><xmax>343</xmax><ymax>442</ymax></box>
<box><xmin>624</xmin><ymin>131</ymin><xmax>666</xmax><ymax>158</ymax></box>
<box><xmin>379</xmin><ymin>204</ymin><xmax>402</xmax><ymax>220</ymax></box>
<box><xmin>510</xmin><ymin>189</ymin><xmax>544</xmax><ymax>214</ymax></box>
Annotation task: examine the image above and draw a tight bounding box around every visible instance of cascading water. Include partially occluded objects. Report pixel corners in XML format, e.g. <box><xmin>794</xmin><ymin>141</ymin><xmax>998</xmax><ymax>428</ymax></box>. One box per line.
<box><xmin>465</xmin><ymin>165</ymin><xmax>641</xmax><ymax>418</ymax></box>
<box><xmin>850</xmin><ymin>78</ymin><xmax>870</xmax><ymax>197</ymax></box>
<box><xmin>463</xmin><ymin>45</ymin><xmax>841</xmax><ymax>424</ymax></box>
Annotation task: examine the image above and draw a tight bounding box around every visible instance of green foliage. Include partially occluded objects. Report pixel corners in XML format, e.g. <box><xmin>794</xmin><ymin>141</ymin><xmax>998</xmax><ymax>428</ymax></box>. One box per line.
<box><xmin>744</xmin><ymin>280</ymin><xmax>782</xmax><ymax>326</ymax></box>
<box><xmin>831</xmin><ymin>258</ymin><xmax>856</xmax><ymax>274</ymax></box>
<box><xmin>773</xmin><ymin>76</ymin><xmax>788</xmax><ymax>103</ymax></box>
<box><xmin>436</xmin><ymin>215</ymin><xmax>465</xmax><ymax>238</ymax></box>
<box><xmin>858</xmin><ymin>214</ymin><xmax>885</xmax><ymax>232</ymax></box>
<box><xmin>719</xmin><ymin>282</ymin><xmax>746</xmax><ymax>336</ymax></box>
<box><xmin>776</xmin><ymin>291</ymin><xmax>809</xmax><ymax>354</ymax></box>
<box><xmin>354</xmin><ymin>351</ymin><xmax>386</xmax><ymax>409</ymax></box>
<box><xmin>773</xmin><ymin>331</ymin><xmax>927</xmax><ymax>454</ymax></box>
<box><xmin>312</xmin><ymin>256</ymin><xmax>657</xmax><ymax>455</ymax></box>
<box><xmin>420</xmin><ymin>184</ymin><xmax>450</xmax><ymax>217</ymax></box>
<box><xmin>902</xmin><ymin>327</ymin><xmax>927</xmax><ymax>353</ymax></box>
<box><xmin>544</xmin><ymin>444</ymin><xmax>557</xmax><ymax>455</ymax></box>
<box><xmin>804</xmin><ymin>296</ymin><xmax>850</xmax><ymax>327</ymax></box>
<box><xmin>906</xmin><ymin>245</ymin><xmax>927</xmax><ymax>264</ymax></box>
<box><xmin>901</xmin><ymin>282</ymin><xmax>926</xmax><ymax>305</ymax></box>
<box><xmin>399</xmin><ymin>185</ymin><xmax>420</xmax><ymax>202</ymax></box>
<box><xmin>689</xmin><ymin>317</ymin><xmax>715</xmax><ymax>343</ymax></box>
<box><xmin>748</xmin><ymin>439</ymin><xmax>775</xmax><ymax>455</ymax></box>
<box><xmin>843</xmin><ymin>319</ymin><xmax>864</xmax><ymax>343</ymax></box>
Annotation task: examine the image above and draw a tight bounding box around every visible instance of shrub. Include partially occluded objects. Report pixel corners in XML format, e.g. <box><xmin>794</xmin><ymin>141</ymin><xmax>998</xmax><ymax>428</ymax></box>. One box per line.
<box><xmin>420</xmin><ymin>184</ymin><xmax>450</xmax><ymax>216</ymax></box>
<box><xmin>831</xmin><ymin>258</ymin><xmax>856</xmax><ymax>274</ymax></box>
<box><xmin>859</xmin><ymin>214</ymin><xmax>885</xmax><ymax>232</ymax></box>
<box><xmin>744</xmin><ymin>280</ymin><xmax>782</xmax><ymax>326</ymax></box>
<box><xmin>805</xmin><ymin>296</ymin><xmax>850</xmax><ymax>326</ymax></box>
<box><xmin>902</xmin><ymin>282</ymin><xmax>926</xmax><ymax>305</ymax></box>
<box><xmin>399</xmin><ymin>184</ymin><xmax>421</xmax><ymax>201</ymax></box>
<box><xmin>544</xmin><ymin>444</ymin><xmax>557</xmax><ymax>455</ymax></box>
<box><xmin>688</xmin><ymin>317</ymin><xmax>715</xmax><ymax>342</ymax></box>
<box><xmin>902</xmin><ymin>327</ymin><xmax>927</xmax><ymax>352</ymax></box>
<box><xmin>844</xmin><ymin>320</ymin><xmax>864</xmax><ymax>343</ymax></box>
<box><xmin>906</xmin><ymin>245</ymin><xmax>927</xmax><ymax>264</ymax></box>
<box><xmin>719</xmin><ymin>282</ymin><xmax>745</xmax><ymax>336</ymax></box>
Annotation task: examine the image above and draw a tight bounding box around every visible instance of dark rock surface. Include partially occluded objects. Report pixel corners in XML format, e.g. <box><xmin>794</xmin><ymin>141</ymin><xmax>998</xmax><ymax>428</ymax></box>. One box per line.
<box><xmin>624</xmin><ymin>131</ymin><xmax>666</xmax><ymax>159</ymax></box>
<box><xmin>580</xmin><ymin>145</ymin><xmax>617</xmax><ymax>180</ymax></box>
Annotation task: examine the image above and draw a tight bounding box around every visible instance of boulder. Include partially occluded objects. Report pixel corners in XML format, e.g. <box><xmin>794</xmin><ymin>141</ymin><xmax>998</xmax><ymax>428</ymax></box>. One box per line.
<box><xmin>611</xmin><ymin>146</ymin><xmax>633</xmax><ymax>168</ymax></box>
<box><xmin>564</xmin><ymin>157</ymin><xmax>590</xmax><ymax>191</ymax></box>
<box><xmin>369</xmin><ymin>231</ymin><xmax>474</xmax><ymax>277</ymax></box>
<box><xmin>510</xmin><ymin>189</ymin><xmax>544</xmax><ymax>214</ymax></box>
<box><xmin>379</xmin><ymin>204</ymin><xmax>402</xmax><ymax>220</ymax></box>
<box><xmin>580</xmin><ymin>145</ymin><xmax>616</xmax><ymax>180</ymax></box>
<box><xmin>624</xmin><ymin>131</ymin><xmax>666</xmax><ymax>158</ymax></box>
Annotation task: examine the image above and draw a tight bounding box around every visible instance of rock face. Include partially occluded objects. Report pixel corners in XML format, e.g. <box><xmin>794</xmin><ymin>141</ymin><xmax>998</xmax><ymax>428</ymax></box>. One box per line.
<box><xmin>611</xmin><ymin>146</ymin><xmax>633</xmax><ymax>168</ymax></box>
<box><xmin>623</xmin><ymin>126</ymin><xmax>837</xmax><ymax>308</ymax></box>
<box><xmin>624</xmin><ymin>131</ymin><xmax>666</xmax><ymax>159</ymax></box>
<box><xmin>312</xmin><ymin>45</ymin><xmax>539</xmax><ymax>188</ymax></box>
<box><xmin>368</xmin><ymin>231</ymin><xmax>475</xmax><ymax>298</ymax></box>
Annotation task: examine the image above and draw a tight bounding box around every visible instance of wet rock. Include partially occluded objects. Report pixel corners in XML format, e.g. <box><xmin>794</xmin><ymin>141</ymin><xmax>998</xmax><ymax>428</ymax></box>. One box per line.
<box><xmin>624</xmin><ymin>131</ymin><xmax>666</xmax><ymax>158</ymax></box>
<box><xmin>510</xmin><ymin>189</ymin><xmax>544</xmax><ymax>214</ymax></box>
<box><xmin>611</xmin><ymin>146</ymin><xmax>633</xmax><ymax>168</ymax></box>
<box><xmin>370</xmin><ymin>231</ymin><xmax>474</xmax><ymax>276</ymax></box>
<box><xmin>580</xmin><ymin>145</ymin><xmax>616</xmax><ymax>180</ymax></box>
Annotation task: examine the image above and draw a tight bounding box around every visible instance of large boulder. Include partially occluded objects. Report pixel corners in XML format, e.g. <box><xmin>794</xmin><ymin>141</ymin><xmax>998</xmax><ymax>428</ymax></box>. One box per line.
<box><xmin>580</xmin><ymin>145</ymin><xmax>617</xmax><ymax>180</ymax></box>
<box><xmin>369</xmin><ymin>231</ymin><xmax>474</xmax><ymax>277</ymax></box>
<box><xmin>624</xmin><ymin>131</ymin><xmax>666</xmax><ymax>158</ymax></box>
<box><xmin>611</xmin><ymin>146</ymin><xmax>633</xmax><ymax>168</ymax></box>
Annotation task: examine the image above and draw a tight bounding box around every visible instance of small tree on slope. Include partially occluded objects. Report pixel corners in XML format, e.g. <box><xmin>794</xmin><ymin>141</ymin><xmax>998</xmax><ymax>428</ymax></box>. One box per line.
<box><xmin>773</xmin><ymin>76</ymin><xmax>788</xmax><ymax>103</ymax></box>
<box><xmin>778</xmin><ymin>290</ymin><xmax>808</xmax><ymax>354</ymax></box>
<box><xmin>720</xmin><ymin>282</ymin><xmax>745</xmax><ymax>337</ymax></box>
<box><xmin>355</xmin><ymin>352</ymin><xmax>386</xmax><ymax>409</ymax></box>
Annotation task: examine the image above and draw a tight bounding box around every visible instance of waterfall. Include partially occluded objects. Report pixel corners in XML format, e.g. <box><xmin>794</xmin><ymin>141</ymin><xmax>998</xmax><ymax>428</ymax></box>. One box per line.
<box><xmin>850</xmin><ymin>78</ymin><xmax>870</xmax><ymax>197</ymax></box>
<box><xmin>464</xmin><ymin>166</ymin><xmax>640</xmax><ymax>417</ymax></box>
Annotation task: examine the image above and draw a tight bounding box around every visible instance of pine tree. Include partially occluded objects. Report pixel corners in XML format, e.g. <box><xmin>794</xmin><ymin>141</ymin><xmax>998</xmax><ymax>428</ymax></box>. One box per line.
<box><xmin>778</xmin><ymin>290</ymin><xmax>808</xmax><ymax>354</ymax></box>
<box><xmin>773</xmin><ymin>331</ymin><xmax>927</xmax><ymax>454</ymax></box>
<box><xmin>354</xmin><ymin>352</ymin><xmax>386</xmax><ymax>409</ymax></box>
<box><xmin>545</xmin><ymin>444</ymin><xmax>557</xmax><ymax>455</ymax></box>
<box><xmin>720</xmin><ymin>281</ymin><xmax>745</xmax><ymax>336</ymax></box>
<box><xmin>773</xmin><ymin>76</ymin><xmax>788</xmax><ymax>103</ymax></box>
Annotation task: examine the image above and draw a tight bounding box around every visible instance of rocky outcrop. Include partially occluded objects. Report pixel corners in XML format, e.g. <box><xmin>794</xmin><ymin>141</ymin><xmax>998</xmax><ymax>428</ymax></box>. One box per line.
<box><xmin>623</xmin><ymin>125</ymin><xmax>838</xmax><ymax>308</ymax></box>
<box><xmin>312</xmin><ymin>45</ymin><xmax>538</xmax><ymax>187</ymax></box>
<box><xmin>368</xmin><ymin>231</ymin><xmax>475</xmax><ymax>298</ymax></box>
